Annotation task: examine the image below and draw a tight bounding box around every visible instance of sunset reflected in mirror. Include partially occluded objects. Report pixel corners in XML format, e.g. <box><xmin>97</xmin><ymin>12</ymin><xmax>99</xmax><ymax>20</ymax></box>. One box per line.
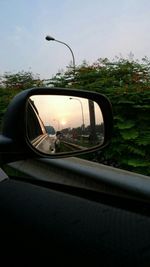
<box><xmin>26</xmin><ymin>95</ymin><xmax>104</xmax><ymax>155</ymax></box>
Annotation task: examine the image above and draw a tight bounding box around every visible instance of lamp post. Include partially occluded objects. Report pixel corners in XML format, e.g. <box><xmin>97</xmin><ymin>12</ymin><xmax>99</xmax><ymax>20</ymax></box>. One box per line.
<box><xmin>69</xmin><ymin>97</ymin><xmax>84</xmax><ymax>131</ymax></box>
<box><xmin>45</xmin><ymin>35</ymin><xmax>75</xmax><ymax>74</ymax></box>
<box><xmin>88</xmin><ymin>100</ymin><xmax>97</xmax><ymax>144</ymax></box>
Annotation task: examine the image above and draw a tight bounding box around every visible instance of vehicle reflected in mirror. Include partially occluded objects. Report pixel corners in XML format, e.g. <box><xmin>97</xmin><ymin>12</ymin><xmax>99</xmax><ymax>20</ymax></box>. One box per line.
<box><xmin>26</xmin><ymin>95</ymin><xmax>104</xmax><ymax>155</ymax></box>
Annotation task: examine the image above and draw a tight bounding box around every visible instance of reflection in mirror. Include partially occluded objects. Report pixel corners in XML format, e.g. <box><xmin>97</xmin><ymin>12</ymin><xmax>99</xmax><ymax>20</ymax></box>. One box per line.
<box><xmin>26</xmin><ymin>95</ymin><xmax>104</xmax><ymax>155</ymax></box>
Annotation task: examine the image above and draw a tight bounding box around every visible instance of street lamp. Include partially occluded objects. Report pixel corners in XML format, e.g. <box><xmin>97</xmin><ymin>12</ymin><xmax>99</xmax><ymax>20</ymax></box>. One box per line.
<box><xmin>69</xmin><ymin>97</ymin><xmax>84</xmax><ymax>131</ymax></box>
<box><xmin>45</xmin><ymin>35</ymin><xmax>75</xmax><ymax>74</ymax></box>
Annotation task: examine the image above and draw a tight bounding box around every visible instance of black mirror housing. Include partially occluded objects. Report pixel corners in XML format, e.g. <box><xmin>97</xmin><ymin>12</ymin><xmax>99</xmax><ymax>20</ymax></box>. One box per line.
<box><xmin>0</xmin><ymin>87</ymin><xmax>113</xmax><ymax>164</ymax></box>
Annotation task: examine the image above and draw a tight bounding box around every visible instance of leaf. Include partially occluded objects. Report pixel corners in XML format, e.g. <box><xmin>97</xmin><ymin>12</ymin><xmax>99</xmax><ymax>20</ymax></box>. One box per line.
<box><xmin>118</xmin><ymin>100</ymin><xmax>134</xmax><ymax>104</ymax></box>
<box><xmin>113</xmin><ymin>115</ymin><xmax>124</xmax><ymax>122</ymax></box>
<box><xmin>127</xmin><ymin>145</ymin><xmax>145</xmax><ymax>156</ymax></box>
<box><xmin>120</xmin><ymin>129</ymin><xmax>139</xmax><ymax>140</ymax></box>
<box><xmin>117</xmin><ymin>121</ymin><xmax>135</xmax><ymax>130</ymax></box>
<box><xmin>133</xmin><ymin>105</ymin><xmax>150</xmax><ymax>109</ymax></box>
<box><xmin>122</xmin><ymin>159</ymin><xmax>150</xmax><ymax>167</ymax></box>
<box><xmin>136</xmin><ymin>135</ymin><xmax>150</xmax><ymax>146</ymax></box>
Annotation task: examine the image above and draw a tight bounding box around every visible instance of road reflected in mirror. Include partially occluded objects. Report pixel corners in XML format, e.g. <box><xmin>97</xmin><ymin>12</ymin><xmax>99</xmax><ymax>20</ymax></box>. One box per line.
<box><xmin>26</xmin><ymin>95</ymin><xmax>104</xmax><ymax>155</ymax></box>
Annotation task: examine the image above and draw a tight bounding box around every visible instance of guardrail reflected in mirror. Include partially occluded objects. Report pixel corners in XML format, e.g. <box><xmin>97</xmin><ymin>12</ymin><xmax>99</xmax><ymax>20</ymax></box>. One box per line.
<box><xmin>26</xmin><ymin>95</ymin><xmax>104</xmax><ymax>155</ymax></box>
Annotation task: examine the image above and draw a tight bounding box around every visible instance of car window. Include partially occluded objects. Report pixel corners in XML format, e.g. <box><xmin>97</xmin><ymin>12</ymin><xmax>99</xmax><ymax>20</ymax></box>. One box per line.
<box><xmin>0</xmin><ymin>1</ymin><xmax>149</xmax><ymax>176</ymax></box>
<box><xmin>26</xmin><ymin>100</ymin><xmax>46</xmax><ymax>141</ymax></box>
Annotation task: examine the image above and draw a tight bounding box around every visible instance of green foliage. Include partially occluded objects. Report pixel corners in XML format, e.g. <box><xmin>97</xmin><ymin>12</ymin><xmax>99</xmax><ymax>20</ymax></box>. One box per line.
<box><xmin>0</xmin><ymin>71</ymin><xmax>43</xmax><ymax>131</ymax></box>
<box><xmin>120</xmin><ymin>129</ymin><xmax>139</xmax><ymax>140</ymax></box>
<box><xmin>116</xmin><ymin>121</ymin><xmax>135</xmax><ymax>130</ymax></box>
<box><xmin>49</xmin><ymin>56</ymin><xmax>150</xmax><ymax>176</ymax></box>
<box><xmin>0</xmin><ymin>87</ymin><xmax>21</xmax><ymax>131</ymax></box>
<box><xmin>0</xmin><ymin>58</ymin><xmax>150</xmax><ymax>176</ymax></box>
<box><xmin>102</xmin><ymin>90</ymin><xmax>150</xmax><ymax>176</ymax></box>
<box><xmin>1</xmin><ymin>71</ymin><xmax>43</xmax><ymax>90</ymax></box>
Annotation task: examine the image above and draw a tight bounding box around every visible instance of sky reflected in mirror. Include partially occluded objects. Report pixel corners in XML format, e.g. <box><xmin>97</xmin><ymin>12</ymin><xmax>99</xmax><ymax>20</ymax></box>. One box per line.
<box><xmin>30</xmin><ymin>95</ymin><xmax>103</xmax><ymax>131</ymax></box>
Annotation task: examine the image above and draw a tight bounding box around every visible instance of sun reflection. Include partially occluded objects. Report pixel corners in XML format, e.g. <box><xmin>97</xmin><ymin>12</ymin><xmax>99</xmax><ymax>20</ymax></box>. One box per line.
<box><xmin>61</xmin><ymin>119</ymin><xmax>67</xmax><ymax>126</ymax></box>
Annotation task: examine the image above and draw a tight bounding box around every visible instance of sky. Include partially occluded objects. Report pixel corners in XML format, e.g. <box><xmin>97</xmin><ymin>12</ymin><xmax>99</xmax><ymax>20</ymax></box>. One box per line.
<box><xmin>31</xmin><ymin>95</ymin><xmax>103</xmax><ymax>129</ymax></box>
<box><xmin>0</xmin><ymin>0</ymin><xmax>150</xmax><ymax>79</ymax></box>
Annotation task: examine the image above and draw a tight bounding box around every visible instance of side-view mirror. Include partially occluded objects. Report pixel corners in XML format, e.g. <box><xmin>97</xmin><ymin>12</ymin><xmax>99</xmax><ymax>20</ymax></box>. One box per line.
<box><xmin>0</xmin><ymin>87</ymin><xmax>113</xmax><ymax>163</ymax></box>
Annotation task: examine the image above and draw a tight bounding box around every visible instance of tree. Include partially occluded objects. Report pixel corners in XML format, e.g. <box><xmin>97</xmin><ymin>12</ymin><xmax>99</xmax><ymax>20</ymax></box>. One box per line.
<box><xmin>1</xmin><ymin>71</ymin><xmax>43</xmax><ymax>90</ymax></box>
<box><xmin>0</xmin><ymin>71</ymin><xmax>44</xmax><ymax>132</ymax></box>
<box><xmin>48</xmin><ymin>57</ymin><xmax>150</xmax><ymax>176</ymax></box>
<box><xmin>0</xmin><ymin>58</ymin><xmax>149</xmax><ymax>175</ymax></box>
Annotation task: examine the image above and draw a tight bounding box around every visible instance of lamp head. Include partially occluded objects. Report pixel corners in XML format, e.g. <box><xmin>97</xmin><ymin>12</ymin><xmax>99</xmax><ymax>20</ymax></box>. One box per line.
<box><xmin>45</xmin><ymin>35</ymin><xmax>55</xmax><ymax>41</ymax></box>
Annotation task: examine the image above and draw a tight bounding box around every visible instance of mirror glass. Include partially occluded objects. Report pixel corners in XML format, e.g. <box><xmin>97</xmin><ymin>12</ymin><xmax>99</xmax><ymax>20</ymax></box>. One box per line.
<box><xmin>26</xmin><ymin>95</ymin><xmax>104</xmax><ymax>155</ymax></box>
